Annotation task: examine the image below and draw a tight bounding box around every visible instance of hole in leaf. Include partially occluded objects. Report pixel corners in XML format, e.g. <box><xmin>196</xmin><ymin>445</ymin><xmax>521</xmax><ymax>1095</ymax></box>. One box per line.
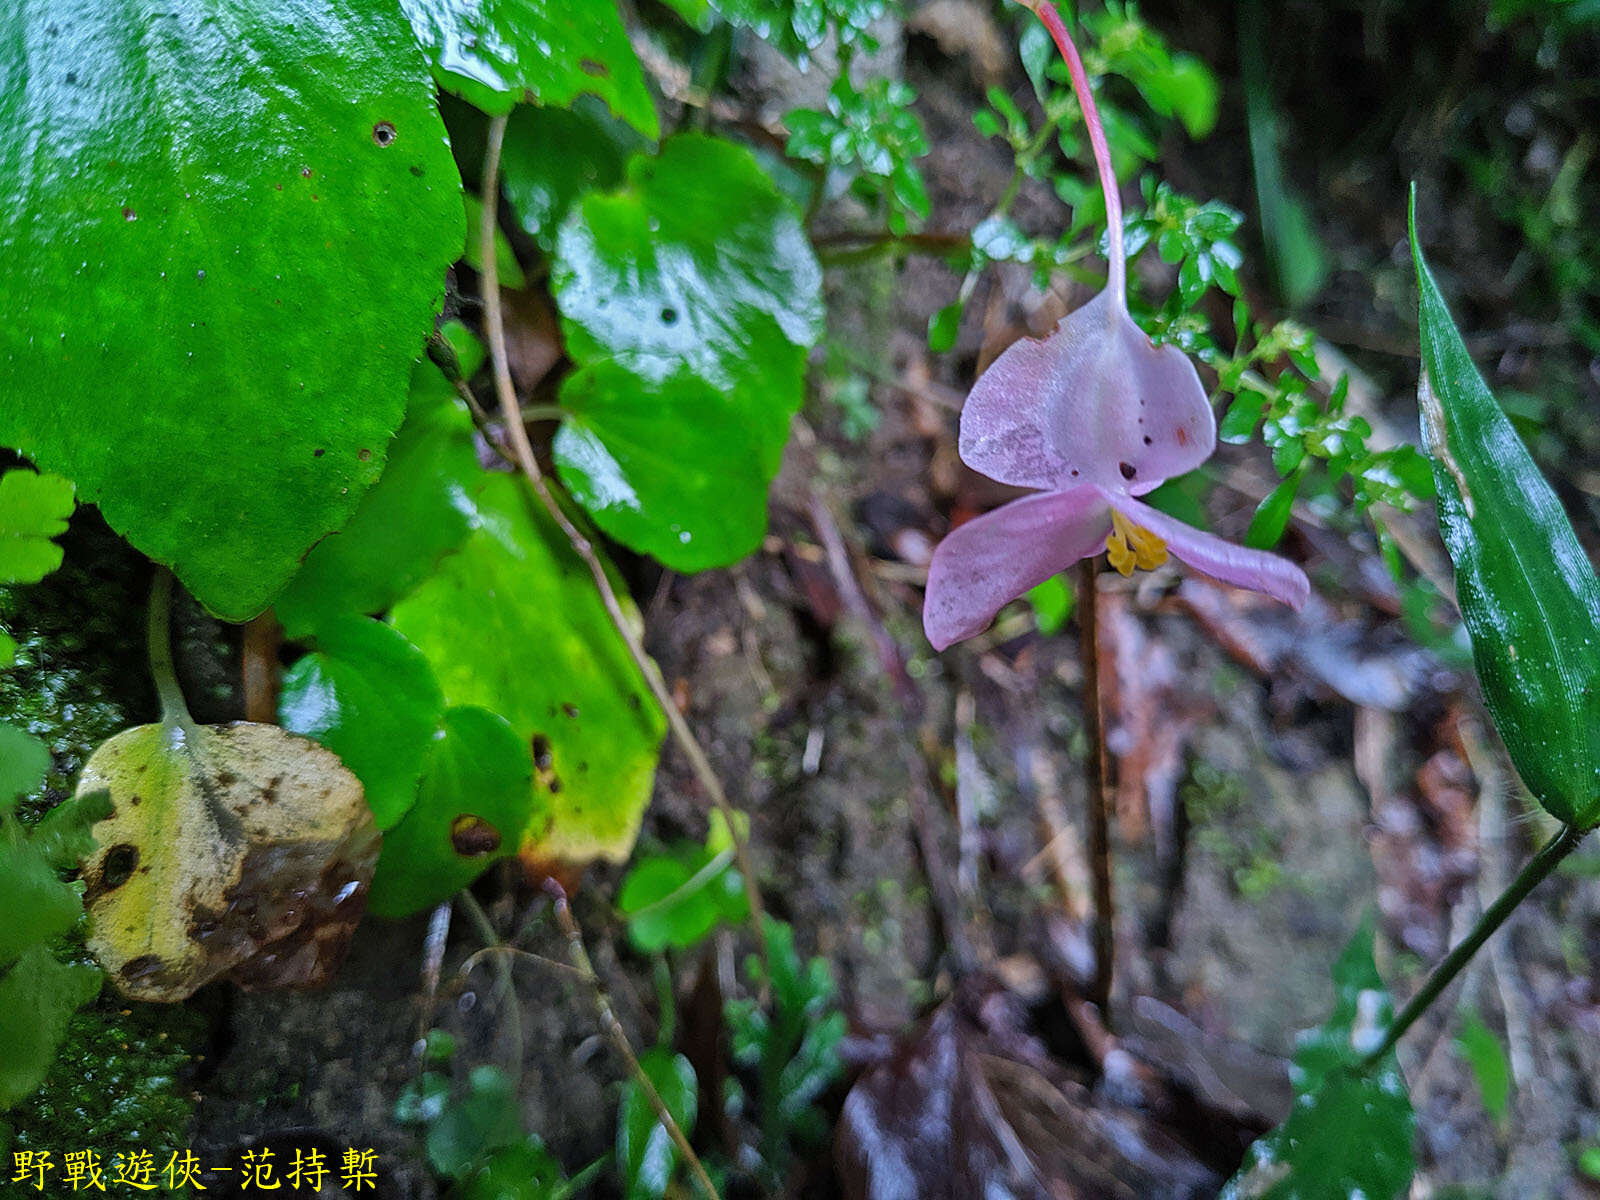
<box><xmin>579</xmin><ymin>58</ymin><xmax>609</xmax><ymax>77</ymax></box>
<box><xmin>101</xmin><ymin>843</ymin><xmax>139</xmax><ymax>891</ymax></box>
<box><xmin>372</xmin><ymin>121</ymin><xmax>397</xmax><ymax>147</ymax></box>
<box><xmin>449</xmin><ymin>815</ymin><xmax>502</xmax><ymax>858</ymax></box>
<box><xmin>1119</xmin><ymin>462</ymin><xmax>1137</xmax><ymax>480</ymax></box>
<box><xmin>660</xmin><ymin>307</ymin><xmax>678</xmax><ymax>326</ymax></box>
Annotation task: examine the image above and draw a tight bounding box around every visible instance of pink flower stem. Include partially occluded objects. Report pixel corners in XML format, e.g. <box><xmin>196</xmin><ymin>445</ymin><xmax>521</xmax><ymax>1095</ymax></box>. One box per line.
<box><xmin>1026</xmin><ymin>0</ymin><xmax>1127</xmax><ymax>303</ymax></box>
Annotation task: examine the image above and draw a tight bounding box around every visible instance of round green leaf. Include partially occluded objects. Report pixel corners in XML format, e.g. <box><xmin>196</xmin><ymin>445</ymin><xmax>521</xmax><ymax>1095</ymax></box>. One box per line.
<box><xmin>398</xmin><ymin>0</ymin><xmax>659</xmax><ymax>133</ymax></box>
<box><xmin>278</xmin><ymin>616</ymin><xmax>445</xmax><ymax>829</ymax></box>
<box><xmin>390</xmin><ymin>475</ymin><xmax>666</xmax><ymax>867</ymax></box>
<box><xmin>274</xmin><ymin>360</ymin><xmax>485</xmax><ymax>639</ymax></box>
<box><xmin>368</xmin><ymin>706</ymin><xmax>535</xmax><ymax>918</ymax></box>
<box><xmin>551</xmin><ymin>133</ymin><xmax>823</xmax><ymax>569</ymax></box>
<box><xmin>0</xmin><ymin>1</ymin><xmax>464</xmax><ymax>620</ymax></box>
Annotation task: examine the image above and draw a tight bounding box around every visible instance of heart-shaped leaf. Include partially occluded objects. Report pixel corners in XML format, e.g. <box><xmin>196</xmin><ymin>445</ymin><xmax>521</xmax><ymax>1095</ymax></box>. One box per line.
<box><xmin>368</xmin><ymin>706</ymin><xmax>536</xmax><ymax>918</ymax></box>
<box><xmin>0</xmin><ymin>1</ymin><xmax>463</xmax><ymax>620</ymax></box>
<box><xmin>390</xmin><ymin>474</ymin><xmax>666</xmax><ymax>868</ymax></box>
<box><xmin>398</xmin><ymin>0</ymin><xmax>659</xmax><ymax>134</ymax></box>
<box><xmin>77</xmin><ymin>720</ymin><xmax>379</xmax><ymax>1002</ymax></box>
<box><xmin>551</xmin><ymin>132</ymin><xmax>823</xmax><ymax>569</ymax></box>
<box><xmin>1410</xmin><ymin>194</ymin><xmax>1600</xmax><ymax>826</ymax></box>
<box><xmin>278</xmin><ymin>616</ymin><xmax>445</xmax><ymax>830</ymax></box>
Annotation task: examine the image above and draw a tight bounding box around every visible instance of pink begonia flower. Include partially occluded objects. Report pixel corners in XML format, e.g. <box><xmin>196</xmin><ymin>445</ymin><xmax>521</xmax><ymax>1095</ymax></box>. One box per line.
<box><xmin>923</xmin><ymin>1</ymin><xmax>1309</xmax><ymax>651</ymax></box>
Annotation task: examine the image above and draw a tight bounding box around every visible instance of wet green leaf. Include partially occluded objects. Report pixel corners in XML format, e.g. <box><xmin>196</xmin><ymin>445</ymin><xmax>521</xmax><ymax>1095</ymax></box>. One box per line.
<box><xmin>1222</xmin><ymin>922</ymin><xmax>1414</xmax><ymax>1200</ymax></box>
<box><xmin>551</xmin><ymin>133</ymin><xmax>822</xmax><ymax>570</ymax></box>
<box><xmin>1410</xmin><ymin>195</ymin><xmax>1600</xmax><ymax>826</ymax></box>
<box><xmin>278</xmin><ymin>616</ymin><xmax>445</xmax><ymax>830</ymax></box>
<box><xmin>455</xmin><ymin>1137</ymin><xmax>574</xmax><ymax>1200</ymax></box>
<box><xmin>618</xmin><ymin>1048</ymin><xmax>697</xmax><ymax>1200</ymax></box>
<box><xmin>274</xmin><ymin>359</ymin><xmax>485</xmax><ymax>639</ymax></box>
<box><xmin>390</xmin><ymin>475</ymin><xmax>666</xmax><ymax>867</ymax></box>
<box><xmin>427</xmin><ymin>1064</ymin><xmax>522</xmax><ymax>1179</ymax></box>
<box><xmin>501</xmin><ymin>105</ymin><xmax>642</xmax><ymax>255</ymax></box>
<box><xmin>399</xmin><ymin>0</ymin><xmax>658</xmax><ymax>134</ymax></box>
<box><xmin>0</xmin><ymin>1</ymin><xmax>463</xmax><ymax>620</ymax></box>
<box><xmin>368</xmin><ymin>706</ymin><xmax>535</xmax><ymax>918</ymax></box>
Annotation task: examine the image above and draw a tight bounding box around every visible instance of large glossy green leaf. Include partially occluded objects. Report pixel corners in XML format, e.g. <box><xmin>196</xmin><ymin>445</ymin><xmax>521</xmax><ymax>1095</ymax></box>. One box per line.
<box><xmin>501</xmin><ymin>104</ymin><xmax>642</xmax><ymax>254</ymax></box>
<box><xmin>273</xmin><ymin>359</ymin><xmax>485</xmax><ymax>639</ymax></box>
<box><xmin>617</xmin><ymin>1048</ymin><xmax>697</xmax><ymax>1200</ymax></box>
<box><xmin>1222</xmin><ymin>923</ymin><xmax>1414</xmax><ymax>1200</ymax></box>
<box><xmin>551</xmin><ymin>132</ymin><xmax>823</xmax><ymax>570</ymax></box>
<box><xmin>368</xmin><ymin>706</ymin><xmax>536</xmax><ymax>917</ymax></box>
<box><xmin>278</xmin><ymin>616</ymin><xmax>445</xmax><ymax>830</ymax></box>
<box><xmin>398</xmin><ymin>0</ymin><xmax>659</xmax><ymax>134</ymax></box>
<box><xmin>1410</xmin><ymin>196</ymin><xmax>1600</xmax><ymax>826</ymax></box>
<box><xmin>0</xmin><ymin>1</ymin><xmax>463</xmax><ymax>620</ymax></box>
<box><xmin>390</xmin><ymin>475</ymin><xmax>666</xmax><ymax>867</ymax></box>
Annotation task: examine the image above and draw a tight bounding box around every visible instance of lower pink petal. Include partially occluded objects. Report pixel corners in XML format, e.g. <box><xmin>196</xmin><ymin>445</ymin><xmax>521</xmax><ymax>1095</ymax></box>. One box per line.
<box><xmin>924</xmin><ymin>487</ymin><xmax>1111</xmax><ymax>650</ymax></box>
<box><xmin>1107</xmin><ymin>492</ymin><xmax>1310</xmax><ymax>609</ymax></box>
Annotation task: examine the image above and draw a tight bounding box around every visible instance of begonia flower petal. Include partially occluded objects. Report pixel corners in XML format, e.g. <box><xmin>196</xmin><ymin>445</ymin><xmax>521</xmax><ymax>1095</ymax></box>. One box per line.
<box><xmin>1105</xmin><ymin>491</ymin><xmax>1310</xmax><ymax>609</ymax></box>
<box><xmin>924</xmin><ymin>486</ymin><xmax>1110</xmax><ymax>650</ymax></box>
<box><xmin>959</xmin><ymin>290</ymin><xmax>1215</xmax><ymax>494</ymax></box>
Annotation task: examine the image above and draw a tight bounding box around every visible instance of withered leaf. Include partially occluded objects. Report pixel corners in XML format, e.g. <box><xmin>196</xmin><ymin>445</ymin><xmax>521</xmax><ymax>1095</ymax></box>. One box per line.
<box><xmin>76</xmin><ymin>720</ymin><xmax>379</xmax><ymax>1002</ymax></box>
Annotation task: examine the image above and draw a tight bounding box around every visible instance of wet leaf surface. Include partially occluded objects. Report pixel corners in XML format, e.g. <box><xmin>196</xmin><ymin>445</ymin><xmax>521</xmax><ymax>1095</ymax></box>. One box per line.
<box><xmin>400</xmin><ymin>0</ymin><xmax>658</xmax><ymax>132</ymax></box>
<box><xmin>618</xmin><ymin>1047</ymin><xmax>697</xmax><ymax>1200</ymax></box>
<box><xmin>552</xmin><ymin>132</ymin><xmax>823</xmax><ymax>569</ymax></box>
<box><xmin>501</xmin><ymin>104</ymin><xmax>642</xmax><ymax>254</ymax></box>
<box><xmin>390</xmin><ymin>474</ymin><xmax>666</xmax><ymax>867</ymax></box>
<box><xmin>76</xmin><ymin>720</ymin><xmax>379</xmax><ymax>1002</ymax></box>
<box><xmin>0</xmin><ymin>1</ymin><xmax>462</xmax><ymax>619</ymax></box>
<box><xmin>1411</xmin><ymin>202</ymin><xmax>1600</xmax><ymax>826</ymax></box>
<box><xmin>278</xmin><ymin>615</ymin><xmax>444</xmax><ymax>830</ymax></box>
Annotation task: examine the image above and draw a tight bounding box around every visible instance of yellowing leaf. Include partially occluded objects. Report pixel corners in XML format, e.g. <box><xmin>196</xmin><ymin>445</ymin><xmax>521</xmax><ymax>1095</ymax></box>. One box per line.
<box><xmin>77</xmin><ymin>721</ymin><xmax>379</xmax><ymax>1002</ymax></box>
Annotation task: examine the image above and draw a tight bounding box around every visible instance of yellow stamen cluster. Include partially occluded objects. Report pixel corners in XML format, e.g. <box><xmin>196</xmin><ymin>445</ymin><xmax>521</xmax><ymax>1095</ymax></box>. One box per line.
<box><xmin>1105</xmin><ymin>509</ymin><xmax>1168</xmax><ymax>577</ymax></box>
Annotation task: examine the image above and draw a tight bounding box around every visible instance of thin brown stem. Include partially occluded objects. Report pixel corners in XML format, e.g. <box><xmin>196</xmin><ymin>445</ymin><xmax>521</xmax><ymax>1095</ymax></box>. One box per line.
<box><xmin>457</xmin><ymin>891</ymin><xmax>525</xmax><ymax>1090</ymax></box>
<box><xmin>549</xmin><ymin>885</ymin><xmax>721</xmax><ymax>1200</ymax></box>
<box><xmin>477</xmin><ymin>114</ymin><xmax>770</xmax><ymax>972</ymax></box>
<box><xmin>1077</xmin><ymin>558</ymin><xmax>1114</xmax><ymax>1018</ymax></box>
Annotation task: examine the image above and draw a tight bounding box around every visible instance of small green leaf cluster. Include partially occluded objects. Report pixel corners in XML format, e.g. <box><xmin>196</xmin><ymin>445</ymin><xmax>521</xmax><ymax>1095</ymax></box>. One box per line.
<box><xmin>725</xmin><ymin>919</ymin><xmax>847</xmax><ymax>1188</ymax></box>
<box><xmin>396</xmin><ymin>1034</ymin><xmax>594</xmax><ymax>1200</ymax></box>
<box><xmin>700</xmin><ymin>0</ymin><xmax>888</xmax><ymax>62</ymax></box>
<box><xmin>617</xmin><ymin>1047</ymin><xmax>699</xmax><ymax>1200</ymax></box>
<box><xmin>788</xmin><ymin>76</ymin><xmax>931</xmax><ymax>235</ymax></box>
<box><xmin>618</xmin><ymin>812</ymin><xmax>750</xmax><ymax>953</ymax></box>
<box><xmin>0</xmin><ymin>724</ymin><xmax>106</xmax><ymax>1118</ymax></box>
<box><xmin>0</xmin><ymin>469</ymin><xmax>74</xmax><ymax>667</ymax></box>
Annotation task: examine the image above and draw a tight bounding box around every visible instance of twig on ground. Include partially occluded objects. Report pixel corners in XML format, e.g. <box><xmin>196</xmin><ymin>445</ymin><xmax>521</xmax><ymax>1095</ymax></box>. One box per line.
<box><xmin>549</xmin><ymin>884</ymin><xmax>721</xmax><ymax>1200</ymax></box>
<box><xmin>477</xmin><ymin>113</ymin><xmax>770</xmax><ymax>974</ymax></box>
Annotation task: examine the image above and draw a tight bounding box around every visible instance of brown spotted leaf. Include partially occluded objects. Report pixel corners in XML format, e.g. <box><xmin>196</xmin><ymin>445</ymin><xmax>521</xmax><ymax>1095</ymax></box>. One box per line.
<box><xmin>76</xmin><ymin>720</ymin><xmax>379</xmax><ymax>1002</ymax></box>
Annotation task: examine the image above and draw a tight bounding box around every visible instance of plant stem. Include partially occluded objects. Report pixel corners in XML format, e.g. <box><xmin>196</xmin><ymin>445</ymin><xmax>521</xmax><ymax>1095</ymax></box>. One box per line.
<box><xmin>457</xmin><ymin>891</ymin><xmax>526</xmax><ymax>1090</ymax></box>
<box><xmin>549</xmin><ymin>884</ymin><xmax>720</xmax><ymax>1200</ymax></box>
<box><xmin>1362</xmin><ymin>822</ymin><xmax>1585</xmax><ymax>1067</ymax></box>
<box><xmin>147</xmin><ymin>568</ymin><xmax>195</xmax><ymax>733</ymax></box>
<box><xmin>476</xmin><ymin>114</ymin><xmax>771</xmax><ymax>974</ymax></box>
<box><xmin>1025</xmin><ymin>0</ymin><xmax>1125</xmax><ymax>301</ymax></box>
<box><xmin>1077</xmin><ymin>558</ymin><xmax>1114</xmax><ymax>1018</ymax></box>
